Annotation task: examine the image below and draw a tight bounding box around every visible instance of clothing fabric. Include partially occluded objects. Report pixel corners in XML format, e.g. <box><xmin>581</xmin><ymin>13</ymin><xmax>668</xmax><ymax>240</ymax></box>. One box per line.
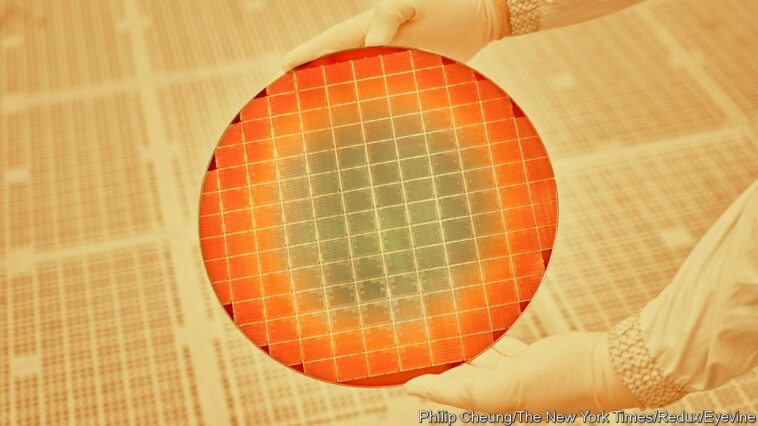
<box><xmin>508</xmin><ymin>0</ymin><xmax>644</xmax><ymax>35</ymax></box>
<box><xmin>610</xmin><ymin>180</ymin><xmax>758</xmax><ymax>406</ymax></box>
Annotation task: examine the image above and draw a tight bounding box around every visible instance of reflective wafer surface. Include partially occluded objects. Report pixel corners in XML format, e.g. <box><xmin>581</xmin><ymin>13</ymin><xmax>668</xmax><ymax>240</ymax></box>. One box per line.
<box><xmin>199</xmin><ymin>47</ymin><xmax>557</xmax><ymax>385</ymax></box>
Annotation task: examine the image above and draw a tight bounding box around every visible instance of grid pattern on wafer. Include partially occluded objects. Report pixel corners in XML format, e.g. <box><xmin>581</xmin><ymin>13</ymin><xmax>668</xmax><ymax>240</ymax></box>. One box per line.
<box><xmin>198</xmin><ymin>48</ymin><xmax>556</xmax><ymax>384</ymax></box>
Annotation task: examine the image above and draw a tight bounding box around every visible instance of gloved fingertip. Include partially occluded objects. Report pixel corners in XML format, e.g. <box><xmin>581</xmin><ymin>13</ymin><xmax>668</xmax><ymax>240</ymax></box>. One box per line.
<box><xmin>363</xmin><ymin>36</ymin><xmax>381</xmax><ymax>47</ymax></box>
<box><xmin>492</xmin><ymin>336</ymin><xmax>528</xmax><ymax>357</ymax></box>
<box><xmin>406</xmin><ymin>374</ymin><xmax>444</xmax><ymax>400</ymax></box>
<box><xmin>282</xmin><ymin>45</ymin><xmax>322</xmax><ymax>70</ymax></box>
<box><xmin>280</xmin><ymin>53</ymin><xmax>299</xmax><ymax>71</ymax></box>
<box><xmin>364</xmin><ymin>26</ymin><xmax>394</xmax><ymax>47</ymax></box>
<box><xmin>403</xmin><ymin>377</ymin><xmax>428</xmax><ymax>397</ymax></box>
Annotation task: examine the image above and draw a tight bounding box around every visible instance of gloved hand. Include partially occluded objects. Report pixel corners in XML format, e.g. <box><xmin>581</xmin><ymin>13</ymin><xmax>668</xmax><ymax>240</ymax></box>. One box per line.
<box><xmin>404</xmin><ymin>332</ymin><xmax>638</xmax><ymax>413</ymax></box>
<box><xmin>407</xmin><ymin>180</ymin><xmax>758</xmax><ymax>413</ymax></box>
<box><xmin>282</xmin><ymin>0</ymin><xmax>511</xmax><ymax>70</ymax></box>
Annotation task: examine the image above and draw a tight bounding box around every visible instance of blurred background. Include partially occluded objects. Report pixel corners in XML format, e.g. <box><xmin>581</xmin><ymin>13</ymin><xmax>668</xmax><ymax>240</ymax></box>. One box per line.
<box><xmin>1</xmin><ymin>0</ymin><xmax>756</xmax><ymax>424</ymax></box>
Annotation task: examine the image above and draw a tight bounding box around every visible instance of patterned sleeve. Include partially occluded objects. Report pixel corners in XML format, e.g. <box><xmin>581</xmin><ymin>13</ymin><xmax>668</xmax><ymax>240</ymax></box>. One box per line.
<box><xmin>506</xmin><ymin>0</ymin><xmax>543</xmax><ymax>35</ymax></box>
<box><xmin>505</xmin><ymin>0</ymin><xmax>646</xmax><ymax>36</ymax></box>
<box><xmin>608</xmin><ymin>313</ymin><xmax>687</xmax><ymax>408</ymax></box>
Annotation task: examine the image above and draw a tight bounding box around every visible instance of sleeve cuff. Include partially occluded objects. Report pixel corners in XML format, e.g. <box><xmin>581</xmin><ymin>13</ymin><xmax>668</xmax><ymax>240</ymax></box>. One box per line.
<box><xmin>506</xmin><ymin>0</ymin><xmax>543</xmax><ymax>35</ymax></box>
<box><xmin>608</xmin><ymin>313</ymin><xmax>688</xmax><ymax>408</ymax></box>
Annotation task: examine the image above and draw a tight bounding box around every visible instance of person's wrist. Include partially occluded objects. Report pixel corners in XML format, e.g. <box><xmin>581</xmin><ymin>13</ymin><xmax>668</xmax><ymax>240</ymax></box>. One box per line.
<box><xmin>491</xmin><ymin>0</ymin><xmax>512</xmax><ymax>38</ymax></box>
<box><xmin>482</xmin><ymin>0</ymin><xmax>511</xmax><ymax>41</ymax></box>
<box><xmin>592</xmin><ymin>332</ymin><xmax>640</xmax><ymax>410</ymax></box>
<box><xmin>495</xmin><ymin>0</ymin><xmax>511</xmax><ymax>40</ymax></box>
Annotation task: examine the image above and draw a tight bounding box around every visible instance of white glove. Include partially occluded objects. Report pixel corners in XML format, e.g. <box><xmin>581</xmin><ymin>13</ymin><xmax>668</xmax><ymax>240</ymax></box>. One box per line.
<box><xmin>282</xmin><ymin>0</ymin><xmax>510</xmax><ymax>69</ymax></box>
<box><xmin>404</xmin><ymin>333</ymin><xmax>637</xmax><ymax>413</ymax></box>
<box><xmin>407</xmin><ymin>180</ymin><xmax>758</xmax><ymax>412</ymax></box>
